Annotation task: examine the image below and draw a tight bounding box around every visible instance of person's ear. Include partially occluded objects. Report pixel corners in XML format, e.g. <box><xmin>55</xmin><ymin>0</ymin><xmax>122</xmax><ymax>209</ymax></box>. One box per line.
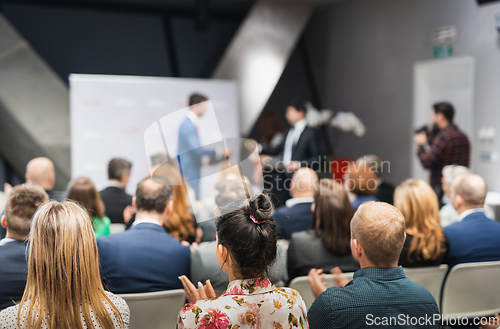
<box><xmin>132</xmin><ymin>196</ymin><xmax>137</xmax><ymax>208</ymax></box>
<box><xmin>165</xmin><ymin>200</ymin><xmax>173</xmax><ymax>216</ymax></box>
<box><xmin>403</xmin><ymin>232</ymin><xmax>407</xmax><ymax>244</ymax></box>
<box><xmin>352</xmin><ymin>238</ymin><xmax>363</xmax><ymax>258</ymax></box>
<box><xmin>1</xmin><ymin>215</ymin><xmax>6</xmax><ymax>229</ymax></box>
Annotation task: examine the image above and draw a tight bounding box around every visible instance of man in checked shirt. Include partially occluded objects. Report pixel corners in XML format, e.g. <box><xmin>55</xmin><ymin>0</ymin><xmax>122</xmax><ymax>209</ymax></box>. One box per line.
<box><xmin>414</xmin><ymin>102</ymin><xmax>470</xmax><ymax>203</ymax></box>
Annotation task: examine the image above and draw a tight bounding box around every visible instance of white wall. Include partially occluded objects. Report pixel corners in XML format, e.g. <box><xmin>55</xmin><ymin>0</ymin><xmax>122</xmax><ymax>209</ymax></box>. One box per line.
<box><xmin>305</xmin><ymin>0</ymin><xmax>500</xmax><ymax>189</ymax></box>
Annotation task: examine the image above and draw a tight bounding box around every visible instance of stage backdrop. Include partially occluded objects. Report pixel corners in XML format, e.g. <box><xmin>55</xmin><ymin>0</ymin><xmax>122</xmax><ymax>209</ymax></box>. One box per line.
<box><xmin>70</xmin><ymin>74</ymin><xmax>239</xmax><ymax>197</ymax></box>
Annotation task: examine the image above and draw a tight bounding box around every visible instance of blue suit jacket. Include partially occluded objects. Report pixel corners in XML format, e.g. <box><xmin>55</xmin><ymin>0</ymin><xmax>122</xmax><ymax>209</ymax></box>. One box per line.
<box><xmin>273</xmin><ymin>202</ymin><xmax>313</xmax><ymax>240</ymax></box>
<box><xmin>97</xmin><ymin>223</ymin><xmax>191</xmax><ymax>294</ymax></box>
<box><xmin>444</xmin><ymin>211</ymin><xmax>500</xmax><ymax>269</ymax></box>
<box><xmin>0</xmin><ymin>240</ymin><xmax>28</xmax><ymax>309</ymax></box>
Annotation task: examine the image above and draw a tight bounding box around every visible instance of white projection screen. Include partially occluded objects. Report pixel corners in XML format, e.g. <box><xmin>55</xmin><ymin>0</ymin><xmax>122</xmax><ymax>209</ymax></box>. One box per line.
<box><xmin>70</xmin><ymin>74</ymin><xmax>239</xmax><ymax>198</ymax></box>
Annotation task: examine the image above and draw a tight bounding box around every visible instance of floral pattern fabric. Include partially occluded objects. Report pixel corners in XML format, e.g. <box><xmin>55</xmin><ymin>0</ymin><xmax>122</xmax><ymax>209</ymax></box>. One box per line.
<box><xmin>177</xmin><ymin>277</ymin><xmax>309</xmax><ymax>329</ymax></box>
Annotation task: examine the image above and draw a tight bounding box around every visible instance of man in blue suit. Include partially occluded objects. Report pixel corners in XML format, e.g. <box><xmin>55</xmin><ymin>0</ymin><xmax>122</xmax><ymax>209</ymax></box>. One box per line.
<box><xmin>177</xmin><ymin>93</ymin><xmax>222</xmax><ymax>200</ymax></box>
<box><xmin>0</xmin><ymin>184</ymin><xmax>48</xmax><ymax>310</ymax></box>
<box><xmin>444</xmin><ymin>173</ymin><xmax>500</xmax><ymax>269</ymax></box>
<box><xmin>273</xmin><ymin>167</ymin><xmax>318</xmax><ymax>240</ymax></box>
<box><xmin>97</xmin><ymin>177</ymin><xmax>191</xmax><ymax>294</ymax></box>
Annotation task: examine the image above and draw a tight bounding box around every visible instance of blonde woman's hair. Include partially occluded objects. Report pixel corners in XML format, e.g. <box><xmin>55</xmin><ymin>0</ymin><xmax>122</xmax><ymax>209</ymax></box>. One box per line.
<box><xmin>394</xmin><ymin>179</ymin><xmax>446</xmax><ymax>263</ymax></box>
<box><xmin>18</xmin><ymin>201</ymin><xmax>124</xmax><ymax>329</ymax></box>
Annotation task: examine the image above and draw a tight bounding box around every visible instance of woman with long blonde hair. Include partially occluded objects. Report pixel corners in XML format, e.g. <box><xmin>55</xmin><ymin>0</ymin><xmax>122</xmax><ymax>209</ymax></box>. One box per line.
<box><xmin>0</xmin><ymin>201</ymin><xmax>129</xmax><ymax>328</ymax></box>
<box><xmin>394</xmin><ymin>179</ymin><xmax>448</xmax><ymax>267</ymax></box>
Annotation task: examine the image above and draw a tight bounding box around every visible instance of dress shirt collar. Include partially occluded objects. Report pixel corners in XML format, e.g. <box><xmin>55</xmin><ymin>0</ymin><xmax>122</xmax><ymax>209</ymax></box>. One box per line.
<box><xmin>186</xmin><ymin>110</ymin><xmax>200</xmax><ymax>127</ymax></box>
<box><xmin>221</xmin><ymin>277</ymin><xmax>275</xmax><ymax>297</ymax></box>
<box><xmin>0</xmin><ymin>237</ymin><xmax>17</xmax><ymax>246</ymax></box>
<box><xmin>293</xmin><ymin>118</ymin><xmax>307</xmax><ymax>136</ymax></box>
<box><xmin>285</xmin><ymin>197</ymin><xmax>314</xmax><ymax>208</ymax></box>
<box><xmin>353</xmin><ymin>266</ymin><xmax>406</xmax><ymax>281</ymax></box>
<box><xmin>457</xmin><ymin>208</ymin><xmax>484</xmax><ymax>222</ymax></box>
<box><xmin>132</xmin><ymin>218</ymin><xmax>163</xmax><ymax>227</ymax></box>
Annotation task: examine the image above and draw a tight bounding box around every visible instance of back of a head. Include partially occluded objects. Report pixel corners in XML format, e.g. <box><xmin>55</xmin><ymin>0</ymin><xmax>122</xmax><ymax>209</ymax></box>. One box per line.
<box><xmin>66</xmin><ymin>176</ymin><xmax>105</xmax><ymax>219</ymax></box>
<box><xmin>216</xmin><ymin>193</ymin><xmax>277</xmax><ymax>278</ymax></box>
<box><xmin>291</xmin><ymin>167</ymin><xmax>318</xmax><ymax>196</ymax></box>
<box><xmin>5</xmin><ymin>184</ymin><xmax>48</xmax><ymax>239</ymax></box>
<box><xmin>108</xmin><ymin>158</ymin><xmax>132</xmax><ymax>181</ymax></box>
<box><xmin>442</xmin><ymin>165</ymin><xmax>470</xmax><ymax>186</ymax></box>
<box><xmin>26</xmin><ymin>157</ymin><xmax>55</xmax><ymax>190</ymax></box>
<box><xmin>356</xmin><ymin>155</ymin><xmax>383</xmax><ymax>179</ymax></box>
<box><xmin>452</xmin><ymin>173</ymin><xmax>487</xmax><ymax>207</ymax></box>
<box><xmin>433</xmin><ymin>102</ymin><xmax>454</xmax><ymax>123</ymax></box>
<box><xmin>189</xmin><ymin>93</ymin><xmax>208</xmax><ymax>106</ymax></box>
<box><xmin>351</xmin><ymin>202</ymin><xmax>406</xmax><ymax>267</ymax></box>
<box><xmin>312</xmin><ymin>179</ymin><xmax>354</xmax><ymax>255</ymax></box>
<box><xmin>23</xmin><ymin>201</ymin><xmax>122</xmax><ymax>329</ymax></box>
<box><xmin>346</xmin><ymin>162</ymin><xmax>378</xmax><ymax>196</ymax></box>
<box><xmin>215</xmin><ymin>179</ymin><xmax>252</xmax><ymax>209</ymax></box>
<box><xmin>135</xmin><ymin>177</ymin><xmax>173</xmax><ymax>214</ymax></box>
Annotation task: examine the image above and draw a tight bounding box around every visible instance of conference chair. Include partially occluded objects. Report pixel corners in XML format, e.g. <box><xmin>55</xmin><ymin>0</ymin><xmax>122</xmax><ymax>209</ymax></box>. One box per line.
<box><xmin>289</xmin><ymin>272</ymin><xmax>355</xmax><ymax>309</ymax></box>
<box><xmin>119</xmin><ymin>289</ymin><xmax>186</xmax><ymax>329</ymax></box>
<box><xmin>109</xmin><ymin>223</ymin><xmax>126</xmax><ymax>234</ymax></box>
<box><xmin>403</xmin><ymin>265</ymin><xmax>448</xmax><ymax>304</ymax></box>
<box><xmin>441</xmin><ymin>261</ymin><xmax>500</xmax><ymax>318</ymax></box>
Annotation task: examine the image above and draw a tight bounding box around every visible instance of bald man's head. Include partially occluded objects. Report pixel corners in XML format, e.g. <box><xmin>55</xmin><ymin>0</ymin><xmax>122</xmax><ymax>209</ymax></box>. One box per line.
<box><xmin>290</xmin><ymin>168</ymin><xmax>318</xmax><ymax>198</ymax></box>
<box><xmin>351</xmin><ymin>202</ymin><xmax>406</xmax><ymax>267</ymax></box>
<box><xmin>451</xmin><ymin>173</ymin><xmax>487</xmax><ymax>209</ymax></box>
<box><xmin>25</xmin><ymin>157</ymin><xmax>55</xmax><ymax>191</ymax></box>
<box><xmin>135</xmin><ymin>177</ymin><xmax>173</xmax><ymax>214</ymax></box>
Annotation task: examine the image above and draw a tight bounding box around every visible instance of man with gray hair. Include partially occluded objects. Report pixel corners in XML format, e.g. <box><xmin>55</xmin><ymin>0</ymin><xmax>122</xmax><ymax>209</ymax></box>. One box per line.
<box><xmin>440</xmin><ymin>165</ymin><xmax>495</xmax><ymax>227</ymax></box>
<box><xmin>357</xmin><ymin>155</ymin><xmax>394</xmax><ymax>204</ymax></box>
<box><xmin>444</xmin><ymin>173</ymin><xmax>500</xmax><ymax>269</ymax></box>
<box><xmin>100</xmin><ymin>158</ymin><xmax>133</xmax><ymax>224</ymax></box>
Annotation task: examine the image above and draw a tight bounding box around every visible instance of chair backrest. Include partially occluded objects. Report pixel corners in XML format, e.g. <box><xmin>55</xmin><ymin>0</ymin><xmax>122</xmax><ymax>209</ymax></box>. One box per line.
<box><xmin>403</xmin><ymin>265</ymin><xmax>448</xmax><ymax>304</ymax></box>
<box><xmin>110</xmin><ymin>223</ymin><xmax>126</xmax><ymax>234</ymax></box>
<box><xmin>289</xmin><ymin>272</ymin><xmax>354</xmax><ymax>309</ymax></box>
<box><xmin>119</xmin><ymin>289</ymin><xmax>186</xmax><ymax>329</ymax></box>
<box><xmin>441</xmin><ymin>261</ymin><xmax>500</xmax><ymax>318</ymax></box>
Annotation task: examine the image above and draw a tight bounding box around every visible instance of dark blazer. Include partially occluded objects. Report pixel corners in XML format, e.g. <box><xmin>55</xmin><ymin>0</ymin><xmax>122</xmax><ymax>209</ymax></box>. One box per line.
<box><xmin>444</xmin><ymin>210</ymin><xmax>500</xmax><ymax>269</ymax></box>
<box><xmin>100</xmin><ymin>186</ymin><xmax>133</xmax><ymax>224</ymax></box>
<box><xmin>273</xmin><ymin>201</ymin><xmax>313</xmax><ymax>240</ymax></box>
<box><xmin>0</xmin><ymin>240</ymin><xmax>28</xmax><ymax>310</ymax></box>
<box><xmin>287</xmin><ymin>230</ymin><xmax>359</xmax><ymax>282</ymax></box>
<box><xmin>97</xmin><ymin>223</ymin><xmax>191</xmax><ymax>294</ymax></box>
<box><xmin>375</xmin><ymin>181</ymin><xmax>395</xmax><ymax>205</ymax></box>
<box><xmin>398</xmin><ymin>234</ymin><xmax>447</xmax><ymax>267</ymax></box>
<box><xmin>263</xmin><ymin>126</ymin><xmax>321</xmax><ymax>168</ymax></box>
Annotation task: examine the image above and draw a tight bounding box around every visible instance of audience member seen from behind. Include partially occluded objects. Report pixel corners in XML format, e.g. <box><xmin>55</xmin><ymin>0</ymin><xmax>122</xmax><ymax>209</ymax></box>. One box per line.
<box><xmin>288</xmin><ymin>179</ymin><xmax>359</xmax><ymax>281</ymax></box>
<box><xmin>178</xmin><ymin>193</ymin><xmax>309</xmax><ymax>329</ymax></box>
<box><xmin>24</xmin><ymin>157</ymin><xmax>63</xmax><ymax>201</ymax></box>
<box><xmin>0</xmin><ymin>201</ymin><xmax>129</xmax><ymax>328</ymax></box>
<box><xmin>440</xmin><ymin>165</ymin><xmax>495</xmax><ymax>227</ymax></box>
<box><xmin>97</xmin><ymin>177</ymin><xmax>190</xmax><ymax>294</ymax></box>
<box><xmin>273</xmin><ymin>168</ymin><xmax>318</xmax><ymax>240</ymax></box>
<box><xmin>444</xmin><ymin>173</ymin><xmax>500</xmax><ymax>269</ymax></box>
<box><xmin>100</xmin><ymin>158</ymin><xmax>133</xmax><ymax>224</ymax></box>
<box><xmin>394</xmin><ymin>179</ymin><xmax>447</xmax><ymax>267</ymax></box>
<box><xmin>307</xmin><ymin>202</ymin><xmax>439</xmax><ymax>329</ymax></box>
<box><xmin>345</xmin><ymin>161</ymin><xmax>379</xmax><ymax>211</ymax></box>
<box><xmin>191</xmin><ymin>180</ymin><xmax>288</xmax><ymax>295</ymax></box>
<box><xmin>357</xmin><ymin>154</ymin><xmax>394</xmax><ymax>205</ymax></box>
<box><xmin>0</xmin><ymin>185</ymin><xmax>48</xmax><ymax>310</ymax></box>
<box><xmin>151</xmin><ymin>163</ymin><xmax>197</xmax><ymax>244</ymax></box>
<box><xmin>66</xmin><ymin>177</ymin><xmax>111</xmax><ymax>238</ymax></box>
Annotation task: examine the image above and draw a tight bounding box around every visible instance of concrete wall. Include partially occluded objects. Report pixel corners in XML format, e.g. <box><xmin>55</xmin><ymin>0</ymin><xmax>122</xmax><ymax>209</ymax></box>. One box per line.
<box><xmin>304</xmin><ymin>0</ymin><xmax>500</xmax><ymax>188</ymax></box>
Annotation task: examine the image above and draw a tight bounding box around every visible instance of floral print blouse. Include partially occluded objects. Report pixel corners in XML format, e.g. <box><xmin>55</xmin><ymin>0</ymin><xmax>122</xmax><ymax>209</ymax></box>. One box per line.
<box><xmin>177</xmin><ymin>277</ymin><xmax>309</xmax><ymax>329</ymax></box>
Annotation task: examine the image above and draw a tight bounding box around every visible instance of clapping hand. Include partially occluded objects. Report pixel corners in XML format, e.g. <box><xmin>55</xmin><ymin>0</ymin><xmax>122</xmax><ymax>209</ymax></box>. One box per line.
<box><xmin>308</xmin><ymin>267</ymin><xmax>350</xmax><ymax>299</ymax></box>
<box><xmin>179</xmin><ymin>275</ymin><xmax>216</xmax><ymax>302</ymax></box>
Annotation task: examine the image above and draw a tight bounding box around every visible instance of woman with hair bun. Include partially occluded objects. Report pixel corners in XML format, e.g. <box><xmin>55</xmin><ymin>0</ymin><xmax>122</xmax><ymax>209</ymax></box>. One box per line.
<box><xmin>177</xmin><ymin>193</ymin><xmax>309</xmax><ymax>329</ymax></box>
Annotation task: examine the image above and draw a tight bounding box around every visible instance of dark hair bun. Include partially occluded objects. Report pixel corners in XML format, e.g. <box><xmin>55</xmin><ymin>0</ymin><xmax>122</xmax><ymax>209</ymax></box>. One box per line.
<box><xmin>248</xmin><ymin>193</ymin><xmax>273</xmax><ymax>222</ymax></box>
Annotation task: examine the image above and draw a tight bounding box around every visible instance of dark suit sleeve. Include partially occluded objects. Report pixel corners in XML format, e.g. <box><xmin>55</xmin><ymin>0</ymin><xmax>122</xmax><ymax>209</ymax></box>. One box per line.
<box><xmin>287</xmin><ymin>237</ymin><xmax>299</xmax><ymax>283</ymax></box>
<box><xmin>299</xmin><ymin>129</ymin><xmax>322</xmax><ymax>168</ymax></box>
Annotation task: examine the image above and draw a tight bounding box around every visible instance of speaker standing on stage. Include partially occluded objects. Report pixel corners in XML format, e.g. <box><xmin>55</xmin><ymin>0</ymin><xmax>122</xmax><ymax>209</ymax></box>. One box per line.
<box><xmin>414</xmin><ymin>102</ymin><xmax>470</xmax><ymax>199</ymax></box>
